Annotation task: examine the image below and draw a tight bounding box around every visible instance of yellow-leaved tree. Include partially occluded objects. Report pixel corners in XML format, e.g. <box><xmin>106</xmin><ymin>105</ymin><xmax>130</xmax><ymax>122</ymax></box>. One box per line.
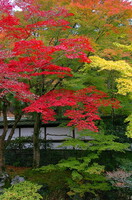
<box><xmin>84</xmin><ymin>54</ymin><xmax>132</xmax><ymax>137</ymax></box>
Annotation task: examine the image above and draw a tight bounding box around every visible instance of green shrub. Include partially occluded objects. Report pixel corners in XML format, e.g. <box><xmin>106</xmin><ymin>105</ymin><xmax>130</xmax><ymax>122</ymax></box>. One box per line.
<box><xmin>36</xmin><ymin>131</ymin><xmax>129</xmax><ymax>199</ymax></box>
<box><xmin>23</xmin><ymin>169</ymin><xmax>69</xmax><ymax>200</ymax></box>
<box><xmin>0</xmin><ymin>181</ymin><xmax>43</xmax><ymax>200</ymax></box>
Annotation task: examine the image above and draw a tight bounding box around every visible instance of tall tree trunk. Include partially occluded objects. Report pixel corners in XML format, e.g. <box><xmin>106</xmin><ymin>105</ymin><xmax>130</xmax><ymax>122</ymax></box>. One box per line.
<box><xmin>33</xmin><ymin>113</ymin><xmax>41</xmax><ymax>168</ymax></box>
<box><xmin>0</xmin><ymin>100</ymin><xmax>8</xmax><ymax>174</ymax></box>
<box><xmin>0</xmin><ymin>137</ymin><xmax>5</xmax><ymax>174</ymax></box>
<box><xmin>0</xmin><ymin>97</ymin><xmax>23</xmax><ymax>173</ymax></box>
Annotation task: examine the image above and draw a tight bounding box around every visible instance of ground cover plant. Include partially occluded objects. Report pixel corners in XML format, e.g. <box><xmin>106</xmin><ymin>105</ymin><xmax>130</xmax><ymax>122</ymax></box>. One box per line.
<box><xmin>0</xmin><ymin>181</ymin><xmax>43</xmax><ymax>200</ymax></box>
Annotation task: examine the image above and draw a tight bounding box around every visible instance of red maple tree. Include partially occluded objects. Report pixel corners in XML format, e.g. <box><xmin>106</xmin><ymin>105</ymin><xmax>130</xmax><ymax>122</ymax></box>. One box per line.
<box><xmin>0</xmin><ymin>0</ymin><xmax>120</xmax><ymax>169</ymax></box>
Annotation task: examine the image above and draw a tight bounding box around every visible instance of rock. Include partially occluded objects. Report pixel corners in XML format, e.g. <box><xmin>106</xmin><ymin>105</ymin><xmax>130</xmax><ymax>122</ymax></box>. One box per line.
<box><xmin>11</xmin><ymin>175</ymin><xmax>25</xmax><ymax>185</ymax></box>
<box><xmin>0</xmin><ymin>173</ymin><xmax>11</xmax><ymax>193</ymax></box>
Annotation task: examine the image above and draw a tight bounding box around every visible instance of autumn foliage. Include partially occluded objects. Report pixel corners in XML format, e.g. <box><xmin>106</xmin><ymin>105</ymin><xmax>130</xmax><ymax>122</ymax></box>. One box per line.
<box><xmin>0</xmin><ymin>0</ymin><xmax>120</xmax><ymax>132</ymax></box>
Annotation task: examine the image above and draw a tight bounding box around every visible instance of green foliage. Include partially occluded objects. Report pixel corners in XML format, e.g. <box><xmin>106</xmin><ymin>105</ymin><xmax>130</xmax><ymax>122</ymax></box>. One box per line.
<box><xmin>23</xmin><ymin>169</ymin><xmax>69</xmax><ymax>200</ymax></box>
<box><xmin>36</xmin><ymin>131</ymin><xmax>129</xmax><ymax>198</ymax></box>
<box><xmin>7</xmin><ymin>136</ymin><xmax>33</xmax><ymax>150</ymax></box>
<box><xmin>38</xmin><ymin>159</ymin><xmax>109</xmax><ymax>198</ymax></box>
<box><xmin>0</xmin><ymin>181</ymin><xmax>42</xmax><ymax>200</ymax></box>
<box><xmin>116</xmin><ymin>157</ymin><xmax>132</xmax><ymax>172</ymax></box>
<box><xmin>61</xmin><ymin>131</ymin><xmax>129</xmax><ymax>153</ymax></box>
<box><xmin>85</xmin><ymin>56</ymin><xmax>132</xmax><ymax>138</ymax></box>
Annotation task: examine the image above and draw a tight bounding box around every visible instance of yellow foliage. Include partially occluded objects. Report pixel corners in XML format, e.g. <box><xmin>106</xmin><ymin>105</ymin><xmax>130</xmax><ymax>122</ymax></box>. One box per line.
<box><xmin>84</xmin><ymin>55</ymin><xmax>132</xmax><ymax>137</ymax></box>
<box><xmin>125</xmin><ymin>114</ymin><xmax>132</xmax><ymax>138</ymax></box>
<box><xmin>84</xmin><ymin>56</ymin><xmax>132</xmax><ymax>95</ymax></box>
<box><xmin>114</xmin><ymin>43</ymin><xmax>132</xmax><ymax>51</ymax></box>
<box><xmin>116</xmin><ymin>78</ymin><xmax>132</xmax><ymax>95</ymax></box>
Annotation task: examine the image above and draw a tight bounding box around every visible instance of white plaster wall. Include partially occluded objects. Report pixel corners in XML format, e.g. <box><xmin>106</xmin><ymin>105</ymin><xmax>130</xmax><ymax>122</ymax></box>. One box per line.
<box><xmin>46</xmin><ymin>127</ymin><xmax>72</xmax><ymax>140</ymax></box>
<box><xmin>11</xmin><ymin>128</ymin><xmax>19</xmax><ymax>139</ymax></box>
<box><xmin>21</xmin><ymin>127</ymin><xmax>34</xmax><ymax>137</ymax></box>
<box><xmin>39</xmin><ymin>127</ymin><xmax>45</xmax><ymax>139</ymax></box>
<box><xmin>3</xmin><ymin>128</ymin><xmax>19</xmax><ymax>140</ymax></box>
<box><xmin>1</xmin><ymin>126</ymin><xmax>92</xmax><ymax>149</ymax></box>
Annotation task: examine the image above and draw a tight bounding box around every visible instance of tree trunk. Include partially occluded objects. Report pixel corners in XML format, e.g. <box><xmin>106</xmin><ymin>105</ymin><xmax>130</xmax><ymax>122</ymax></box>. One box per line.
<box><xmin>0</xmin><ymin>99</ymin><xmax>8</xmax><ymax>174</ymax></box>
<box><xmin>6</xmin><ymin>113</ymin><xmax>23</xmax><ymax>147</ymax></box>
<box><xmin>33</xmin><ymin>113</ymin><xmax>41</xmax><ymax>168</ymax></box>
<box><xmin>0</xmin><ymin>137</ymin><xmax>5</xmax><ymax>174</ymax></box>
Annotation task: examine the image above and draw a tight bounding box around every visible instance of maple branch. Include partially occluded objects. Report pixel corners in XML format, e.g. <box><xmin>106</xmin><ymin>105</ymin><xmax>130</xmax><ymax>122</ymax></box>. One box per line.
<box><xmin>45</xmin><ymin>79</ymin><xmax>56</xmax><ymax>90</ymax></box>
<box><xmin>48</xmin><ymin>78</ymin><xmax>63</xmax><ymax>92</ymax></box>
<box><xmin>94</xmin><ymin>12</ymin><xmax>127</xmax><ymax>43</ymax></box>
<box><xmin>74</xmin><ymin>62</ymin><xmax>86</xmax><ymax>73</ymax></box>
<box><xmin>0</xmin><ymin>86</ymin><xmax>15</xmax><ymax>96</ymax></box>
<box><xmin>49</xmin><ymin>37</ymin><xmax>55</xmax><ymax>45</ymax></box>
<box><xmin>95</xmin><ymin>29</ymin><xmax>106</xmax><ymax>42</ymax></box>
